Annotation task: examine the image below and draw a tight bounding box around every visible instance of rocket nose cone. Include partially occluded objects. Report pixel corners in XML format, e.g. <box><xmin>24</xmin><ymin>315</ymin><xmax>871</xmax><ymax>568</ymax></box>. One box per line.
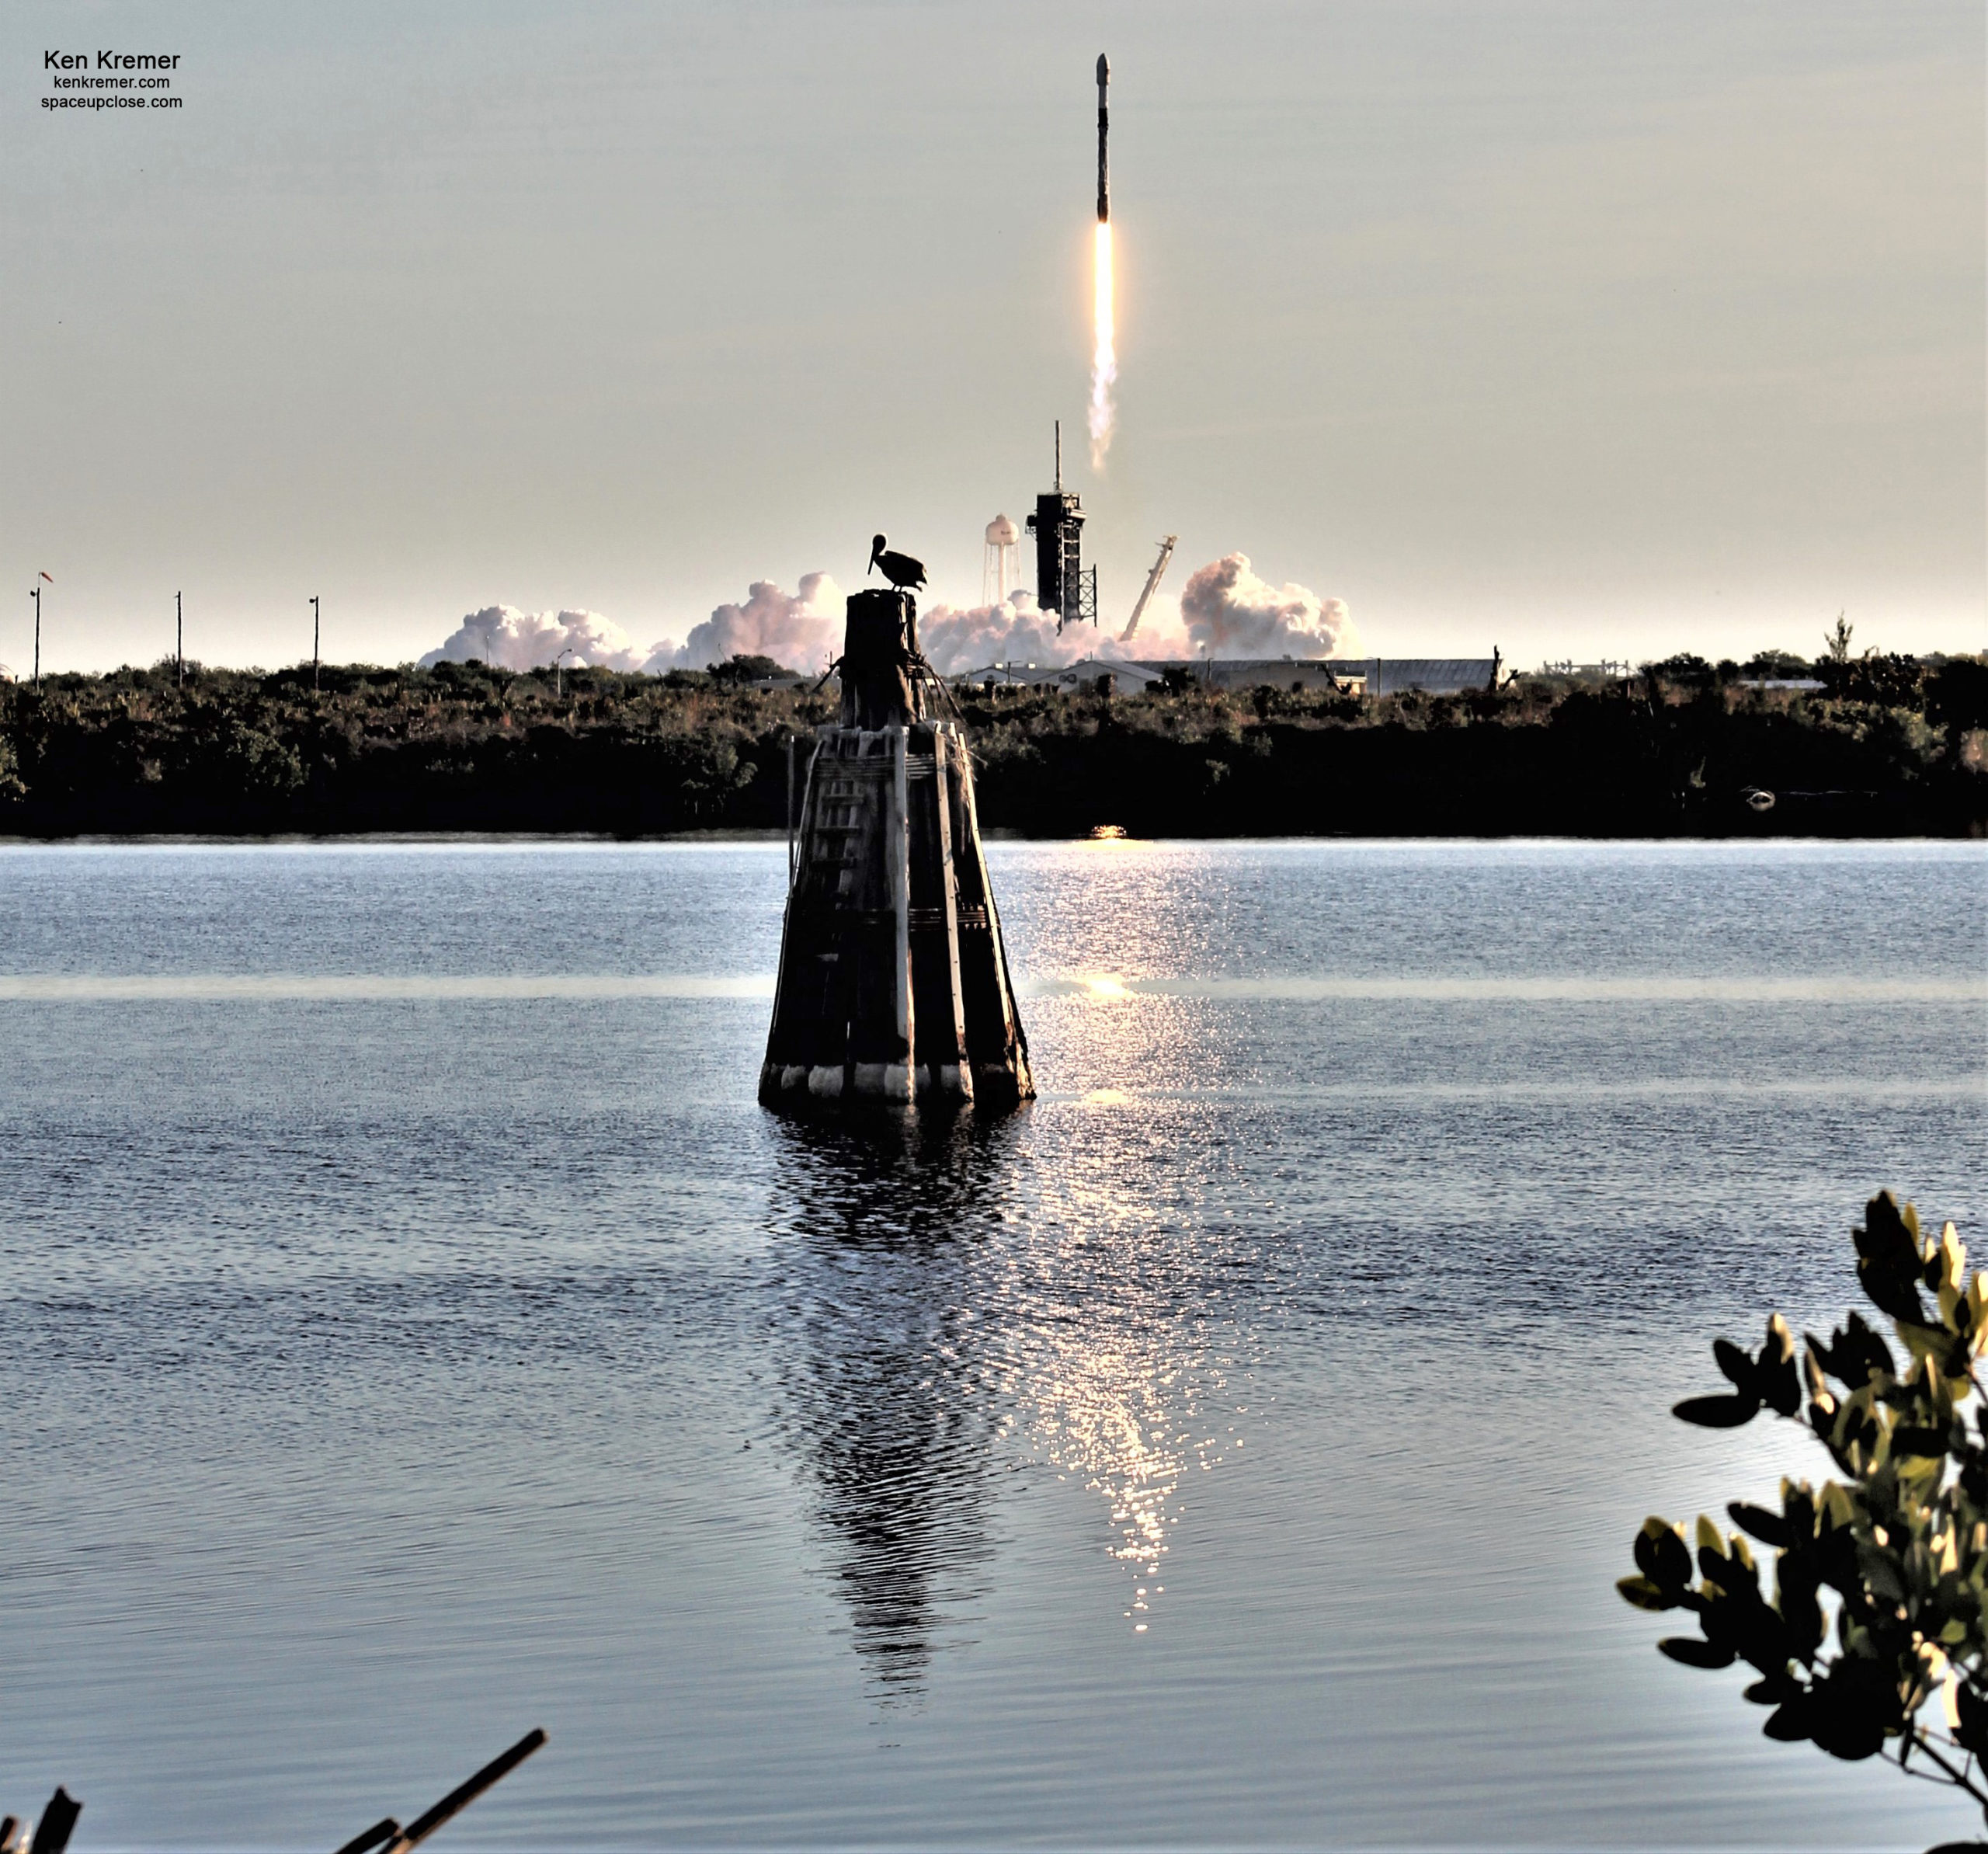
<box><xmin>1097</xmin><ymin>53</ymin><xmax>1109</xmax><ymax>83</ymax></box>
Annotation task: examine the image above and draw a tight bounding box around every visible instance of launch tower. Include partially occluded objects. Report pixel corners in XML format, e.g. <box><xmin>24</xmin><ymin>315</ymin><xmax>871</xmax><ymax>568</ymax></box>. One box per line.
<box><xmin>1027</xmin><ymin>422</ymin><xmax>1097</xmax><ymax>631</ymax></box>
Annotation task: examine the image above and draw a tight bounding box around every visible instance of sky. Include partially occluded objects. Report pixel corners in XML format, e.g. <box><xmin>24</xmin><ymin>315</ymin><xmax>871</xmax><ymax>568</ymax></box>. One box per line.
<box><xmin>3</xmin><ymin>0</ymin><xmax>1983</xmax><ymax>675</ymax></box>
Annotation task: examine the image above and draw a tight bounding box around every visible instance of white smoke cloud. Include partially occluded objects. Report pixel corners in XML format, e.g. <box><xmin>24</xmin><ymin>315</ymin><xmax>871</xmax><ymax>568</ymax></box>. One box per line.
<box><xmin>918</xmin><ymin>557</ymin><xmax>1354</xmax><ymax>672</ymax></box>
<box><xmin>1177</xmin><ymin>555</ymin><xmax>1361</xmax><ymax>659</ymax></box>
<box><xmin>422</xmin><ymin>576</ymin><xmax>843</xmax><ymax>679</ymax></box>
<box><xmin>422</xmin><ymin>559</ymin><xmax>1356</xmax><ymax>684</ymax></box>
<box><xmin>917</xmin><ymin>592</ymin><xmax>1101</xmax><ymax>675</ymax></box>
<box><xmin>420</xmin><ymin>607</ymin><xmax>660</xmax><ymax>673</ymax></box>
<box><xmin>662</xmin><ymin>572</ymin><xmax>841</xmax><ymax>675</ymax></box>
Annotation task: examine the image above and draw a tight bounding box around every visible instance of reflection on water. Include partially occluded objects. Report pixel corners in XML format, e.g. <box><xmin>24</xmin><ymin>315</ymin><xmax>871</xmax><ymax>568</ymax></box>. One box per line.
<box><xmin>1004</xmin><ymin>1290</ymin><xmax>1232</xmax><ymax>1626</ymax></box>
<box><xmin>987</xmin><ymin>986</ymin><xmax>1244</xmax><ymax>1636</ymax></box>
<box><xmin>763</xmin><ymin>965</ymin><xmax>1258</xmax><ymax>1671</ymax></box>
<box><xmin>0</xmin><ymin>840</ymin><xmax>1980</xmax><ymax>1847</ymax></box>
<box><xmin>763</xmin><ymin>1115</ymin><xmax>1017</xmax><ymax>1697</ymax></box>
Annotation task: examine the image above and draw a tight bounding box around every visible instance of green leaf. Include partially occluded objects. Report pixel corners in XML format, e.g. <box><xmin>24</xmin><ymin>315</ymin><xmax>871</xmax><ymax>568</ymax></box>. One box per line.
<box><xmin>1743</xmin><ymin>1671</ymin><xmax>1802</xmax><ymax>1706</ymax></box>
<box><xmin>1807</xmin><ymin>1657</ymin><xmax>1902</xmax><ymax>1760</ymax></box>
<box><xmin>1617</xmin><ymin>1574</ymin><xmax>1673</xmax><ymax>1612</ymax></box>
<box><xmin>1703</xmin><ymin>1537</ymin><xmax>1760</xmax><ymax>1595</ymax></box>
<box><xmin>1635</xmin><ymin>1522</ymin><xmax>1693</xmax><ymax>1594</ymax></box>
<box><xmin>1858</xmin><ymin>1192</ymin><xmax>1930</xmax><ymax>1324</ymax></box>
<box><xmin>1858</xmin><ymin>1256</ymin><xmax>1927</xmax><ymax>1325</ymax></box>
<box><xmin>1856</xmin><ymin>1543</ymin><xmax>1908</xmax><ymax>1603</ymax></box>
<box><xmin>1659</xmin><ymin>1636</ymin><xmax>1736</xmax><ymax>1669</ymax></box>
<box><xmin>1763</xmin><ymin>1700</ymin><xmax>1812</xmax><ymax>1741</ymax></box>
<box><xmin>1633</xmin><ymin>1522</ymin><xmax>1693</xmax><ymax>1594</ymax></box>
<box><xmin>1728</xmin><ymin>1501</ymin><xmax>1789</xmax><ymax>1547</ymax></box>
<box><xmin>1809</xmin><ymin>1313</ymin><xmax>1896</xmax><ymax>1388</ymax></box>
<box><xmin>1954</xmin><ymin>1682</ymin><xmax>1988</xmax><ymax>1758</ymax></box>
<box><xmin>1775</xmin><ymin>1553</ymin><xmax>1825</xmax><ymax>1657</ymax></box>
<box><xmin>1714</xmin><ymin>1337</ymin><xmax>1753</xmax><ymax>1390</ymax></box>
<box><xmin>1673</xmin><ymin>1393</ymin><xmax>1760</xmax><ymax>1428</ymax></box>
<box><xmin>1811</xmin><ymin>1708</ymin><xmax>1886</xmax><ymax>1761</ymax></box>
<box><xmin>1757</xmin><ymin>1320</ymin><xmax>1802</xmax><ymax>1415</ymax></box>
<box><xmin>1891</xmin><ymin>1425</ymin><xmax>1949</xmax><ymax>1459</ymax></box>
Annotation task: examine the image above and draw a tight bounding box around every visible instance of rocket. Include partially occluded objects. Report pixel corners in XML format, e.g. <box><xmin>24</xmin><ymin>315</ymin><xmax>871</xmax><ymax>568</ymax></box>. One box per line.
<box><xmin>1096</xmin><ymin>53</ymin><xmax>1110</xmax><ymax>223</ymax></box>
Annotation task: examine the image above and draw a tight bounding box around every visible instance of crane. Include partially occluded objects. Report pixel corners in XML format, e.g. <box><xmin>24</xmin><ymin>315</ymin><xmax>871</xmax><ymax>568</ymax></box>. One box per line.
<box><xmin>1118</xmin><ymin>534</ymin><xmax>1178</xmax><ymax>643</ymax></box>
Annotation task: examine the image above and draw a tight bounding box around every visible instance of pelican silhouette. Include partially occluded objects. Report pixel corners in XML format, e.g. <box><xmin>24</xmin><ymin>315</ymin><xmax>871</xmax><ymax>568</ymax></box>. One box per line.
<box><xmin>868</xmin><ymin>534</ymin><xmax>927</xmax><ymax>591</ymax></box>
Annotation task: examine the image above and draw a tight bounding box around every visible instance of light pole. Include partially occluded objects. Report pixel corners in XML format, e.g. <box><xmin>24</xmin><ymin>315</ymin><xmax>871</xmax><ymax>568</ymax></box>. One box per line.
<box><xmin>554</xmin><ymin>645</ymin><xmax>578</xmax><ymax>699</ymax></box>
<box><xmin>176</xmin><ymin>590</ymin><xmax>182</xmax><ymax>687</ymax></box>
<box><xmin>310</xmin><ymin>595</ymin><xmax>320</xmax><ymax>694</ymax></box>
<box><xmin>31</xmin><ymin>572</ymin><xmax>50</xmax><ymax>684</ymax></box>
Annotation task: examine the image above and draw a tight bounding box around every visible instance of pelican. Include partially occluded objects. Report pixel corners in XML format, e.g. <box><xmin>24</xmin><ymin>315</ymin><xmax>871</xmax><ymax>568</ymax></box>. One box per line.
<box><xmin>868</xmin><ymin>534</ymin><xmax>927</xmax><ymax>591</ymax></box>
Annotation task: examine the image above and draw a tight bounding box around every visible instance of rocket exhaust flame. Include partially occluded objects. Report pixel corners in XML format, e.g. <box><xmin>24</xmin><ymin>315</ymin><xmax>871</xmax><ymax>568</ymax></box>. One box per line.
<box><xmin>1090</xmin><ymin>221</ymin><xmax>1116</xmax><ymax>468</ymax></box>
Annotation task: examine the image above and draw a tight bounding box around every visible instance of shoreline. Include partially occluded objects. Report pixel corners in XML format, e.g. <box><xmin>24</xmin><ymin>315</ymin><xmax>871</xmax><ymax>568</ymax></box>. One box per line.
<box><xmin>6</xmin><ymin>659</ymin><xmax>1983</xmax><ymax>840</ymax></box>
<box><xmin>2</xmin><ymin>830</ymin><xmax>1983</xmax><ymax>850</ymax></box>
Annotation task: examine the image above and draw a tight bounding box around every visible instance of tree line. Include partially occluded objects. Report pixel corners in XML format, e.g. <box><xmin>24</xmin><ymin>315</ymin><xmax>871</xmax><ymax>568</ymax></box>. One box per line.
<box><xmin>1</xmin><ymin>650</ymin><xmax>1982</xmax><ymax>837</ymax></box>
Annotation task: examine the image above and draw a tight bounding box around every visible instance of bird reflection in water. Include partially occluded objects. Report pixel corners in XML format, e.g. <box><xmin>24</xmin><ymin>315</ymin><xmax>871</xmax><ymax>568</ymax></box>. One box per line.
<box><xmin>763</xmin><ymin>1111</ymin><xmax>1020</xmax><ymax>1701</ymax></box>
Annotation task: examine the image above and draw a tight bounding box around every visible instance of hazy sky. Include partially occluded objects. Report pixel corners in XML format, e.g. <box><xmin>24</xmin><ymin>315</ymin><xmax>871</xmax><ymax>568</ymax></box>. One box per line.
<box><xmin>5</xmin><ymin>0</ymin><xmax>1983</xmax><ymax>673</ymax></box>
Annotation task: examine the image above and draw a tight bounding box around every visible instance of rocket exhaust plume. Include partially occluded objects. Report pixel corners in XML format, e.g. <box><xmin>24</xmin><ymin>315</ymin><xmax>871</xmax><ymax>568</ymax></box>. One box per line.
<box><xmin>1089</xmin><ymin>54</ymin><xmax>1116</xmax><ymax>468</ymax></box>
<box><xmin>1090</xmin><ymin>220</ymin><xmax>1115</xmax><ymax>469</ymax></box>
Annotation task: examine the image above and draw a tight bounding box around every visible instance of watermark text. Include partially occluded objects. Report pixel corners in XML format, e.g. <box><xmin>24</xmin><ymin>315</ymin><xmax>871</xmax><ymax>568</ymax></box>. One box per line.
<box><xmin>40</xmin><ymin>51</ymin><xmax>185</xmax><ymax>111</ymax></box>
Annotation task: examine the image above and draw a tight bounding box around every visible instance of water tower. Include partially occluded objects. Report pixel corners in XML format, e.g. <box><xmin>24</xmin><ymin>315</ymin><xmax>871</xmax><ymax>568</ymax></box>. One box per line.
<box><xmin>982</xmin><ymin>514</ymin><xmax>1020</xmax><ymax>607</ymax></box>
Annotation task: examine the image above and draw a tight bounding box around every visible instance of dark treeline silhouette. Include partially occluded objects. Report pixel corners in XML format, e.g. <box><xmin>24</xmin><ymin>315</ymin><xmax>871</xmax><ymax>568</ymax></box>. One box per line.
<box><xmin>2</xmin><ymin>652</ymin><xmax>1983</xmax><ymax>837</ymax></box>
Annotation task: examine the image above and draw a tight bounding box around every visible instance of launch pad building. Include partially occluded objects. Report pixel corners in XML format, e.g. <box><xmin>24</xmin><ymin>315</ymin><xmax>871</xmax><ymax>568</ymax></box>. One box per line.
<box><xmin>1027</xmin><ymin>422</ymin><xmax>1097</xmax><ymax>631</ymax></box>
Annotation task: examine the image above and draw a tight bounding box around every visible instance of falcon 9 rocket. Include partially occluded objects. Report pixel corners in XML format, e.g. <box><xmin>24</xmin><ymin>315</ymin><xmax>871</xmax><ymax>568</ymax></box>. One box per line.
<box><xmin>1097</xmin><ymin>54</ymin><xmax>1110</xmax><ymax>223</ymax></box>
<box><xmin>1089</xmin><ymin>53</ymin><xmax>1117</xmax><ymax>468</ymax></box>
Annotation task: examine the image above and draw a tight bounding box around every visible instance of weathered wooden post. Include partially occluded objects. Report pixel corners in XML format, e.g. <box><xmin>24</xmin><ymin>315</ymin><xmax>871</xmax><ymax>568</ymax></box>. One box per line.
<box><xmin>760</xmin><ymin>587</ymin><xmax>1033</xmax><ymax>1111</ymax></box>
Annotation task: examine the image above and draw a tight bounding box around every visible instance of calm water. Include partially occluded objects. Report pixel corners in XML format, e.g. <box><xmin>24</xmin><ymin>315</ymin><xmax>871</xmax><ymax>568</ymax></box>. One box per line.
<box><xmin>0</xmin><ymin>839</ymin><xmax>1983</xmax><ymax>1852</ymax></box>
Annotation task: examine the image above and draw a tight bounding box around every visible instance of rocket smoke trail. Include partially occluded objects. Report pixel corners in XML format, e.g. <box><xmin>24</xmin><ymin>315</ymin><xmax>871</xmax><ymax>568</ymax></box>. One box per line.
<box><xmin>1090</xmin><ymin>224</ymin><xmax>1115</xmax><ymax>468</ymax></box>
<box><xmin>1089</xmin><ymin>53</ymin><xmax>1116</xmax><ymax>469</ymax></box>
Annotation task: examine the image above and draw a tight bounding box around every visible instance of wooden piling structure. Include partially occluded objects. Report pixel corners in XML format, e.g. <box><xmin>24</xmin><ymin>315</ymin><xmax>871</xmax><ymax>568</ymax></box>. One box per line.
<box><xmin>26</xmin><ymin>1789</ymin><xmax>78</xmax><ymax>1854</ymax></box>
<box><xmin>761</xmin><ymin>589</ymin><xmax>1033</xmax><ymax>1112</ymax></box>
<box><xmin>333</xmin><ymin>1727</ymin><xmax>546</xmax><ymax>1854</ymax></box>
